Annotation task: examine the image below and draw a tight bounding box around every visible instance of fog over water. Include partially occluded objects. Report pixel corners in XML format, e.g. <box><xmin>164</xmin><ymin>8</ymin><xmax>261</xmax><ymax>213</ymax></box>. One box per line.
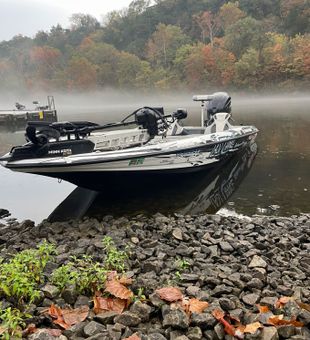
<box><xmin>0</xmin><ymin>91</ymin><xmax>309</xmax><ymax>222</ymax></box>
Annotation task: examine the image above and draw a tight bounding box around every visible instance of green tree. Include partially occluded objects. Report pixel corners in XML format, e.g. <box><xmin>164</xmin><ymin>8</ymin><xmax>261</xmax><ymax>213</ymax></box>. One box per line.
<box><xmin>218</xmin><ymin>2</ymin><xmax>246</xmax><ymax>31</ymax></box>
<box><xmin>224</xmin><ymin>17</ymin><xmax>267</xmax><ymax>59</ymax></box>
<box><xmin>146</xmin><ymin>23</ymin><xmax>190</xmax><ymax>68</ymax></box>
<box><xmin>234</xmin><ymin>48</ymin><xmax>260</xmax><ymax>88</ymax></box>
<box><xmin>239</xmin><ymin>0</ymin><xmax>280</xmax><ymax>20</ymax></box>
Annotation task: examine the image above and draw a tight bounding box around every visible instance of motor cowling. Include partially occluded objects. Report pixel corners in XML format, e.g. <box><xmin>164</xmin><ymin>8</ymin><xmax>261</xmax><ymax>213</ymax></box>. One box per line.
<box><xmin>207</xmin><ymin>92</ymin><xmax>231</xmax><ymax>116</ymax></box>
<box><xmin>135</xmin><ymin>108</ymin><xmax>159</xmax><ymax>137</ymax></box>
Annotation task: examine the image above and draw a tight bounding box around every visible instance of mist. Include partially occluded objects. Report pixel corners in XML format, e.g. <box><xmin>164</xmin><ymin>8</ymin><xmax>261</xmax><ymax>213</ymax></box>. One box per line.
<box><xmin>0</xmin><ymin>90</ymin><xmax>309</xmax><ymax>124</ymax></box>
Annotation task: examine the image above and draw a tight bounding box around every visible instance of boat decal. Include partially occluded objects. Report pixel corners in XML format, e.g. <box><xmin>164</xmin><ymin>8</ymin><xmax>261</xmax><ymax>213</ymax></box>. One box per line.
<box><xmin>210</xmin><ymin>139</ymin><xmax>244</xmax><ymax>157</ymax></box>
<box><xmin>176</xmin><ymin>150</ymin><xmax>201</xmax><ymax>158</ymax></box>
<box><xmin>48</xmin><ymin>148</ymin><xmax>72</xmax><ymax>156</ymax></box>
<box><xmin>128</xmin><ymin>158</ymin><xmax>145</xmax><ymax>166</ymax></box>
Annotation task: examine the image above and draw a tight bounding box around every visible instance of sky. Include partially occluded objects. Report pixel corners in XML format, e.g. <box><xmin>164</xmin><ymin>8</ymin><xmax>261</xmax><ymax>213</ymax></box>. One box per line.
<box><xmin>0</xmin><ymin>0</ymin><xmax>134</xmax><ymax>41</ymax></box>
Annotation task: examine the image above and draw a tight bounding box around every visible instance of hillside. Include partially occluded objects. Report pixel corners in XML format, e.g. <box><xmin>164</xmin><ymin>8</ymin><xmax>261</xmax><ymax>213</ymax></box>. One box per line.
<box><xmin>0</xmin><ymin>0</ymin><xmax>309</xmax><ymax>92</ymax></box>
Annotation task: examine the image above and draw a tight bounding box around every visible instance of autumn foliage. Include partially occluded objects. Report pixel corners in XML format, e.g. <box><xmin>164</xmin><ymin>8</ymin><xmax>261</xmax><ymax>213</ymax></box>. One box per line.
<box><xmin>0</xmin><ymin>1</ymin><xmax>309</xmax><ymax>92</ymax></box>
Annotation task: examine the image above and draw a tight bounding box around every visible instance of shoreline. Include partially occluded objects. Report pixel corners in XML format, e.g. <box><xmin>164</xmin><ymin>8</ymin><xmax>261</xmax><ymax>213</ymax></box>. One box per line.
<box><xmin>0</xmin><ymin>212</ymin><xmax>309</xmax><ymax>339</ymax></box>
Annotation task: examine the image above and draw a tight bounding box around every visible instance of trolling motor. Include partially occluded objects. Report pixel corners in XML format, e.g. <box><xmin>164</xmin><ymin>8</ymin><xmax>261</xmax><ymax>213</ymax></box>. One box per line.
<box><xmin>193</xmin><ymin>92</ymin><xmax>231</xmax><ymax>127</ymax></box>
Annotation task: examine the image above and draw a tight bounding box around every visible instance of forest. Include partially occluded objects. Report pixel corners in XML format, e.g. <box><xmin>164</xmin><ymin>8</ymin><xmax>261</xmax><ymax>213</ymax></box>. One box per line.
<box><xmin>0</xmin><ymin>0</ymin><xmax>309</xmax><ymax>92</ymax></box>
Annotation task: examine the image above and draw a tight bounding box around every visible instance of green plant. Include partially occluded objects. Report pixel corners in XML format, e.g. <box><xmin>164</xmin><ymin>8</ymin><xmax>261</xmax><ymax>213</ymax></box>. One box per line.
<box><xmin>176</xmin><ymin>258</ymin><xmax>190</xmax><ymax>271</ymax></box>
<box><xmin>0</xmin><ymin>306</ymin><xmax>30</xmax><ymax>339</ymax></box>
<box><xmin>133</xmin><ymin>287</ymin><xmax>146</xmax><ymax>302</ymax></box>
<box><xmin>173</xmin><ymin>258</ymin><xmax>190</xmax><ymax>283</ymax></box>
<box><xmin>51</xmin><ymin>255</ymin><xmax>107</xmax><ymax>295</ymax></box>
<box><xmin>0</xmin><ymin>241</ymin><xmax>55</xmax><ymax>304</ymax></box>
<box><xmin>102</xmin><ymin>236</ymin><xmax>129</xmax><ymax>272</ymax></box>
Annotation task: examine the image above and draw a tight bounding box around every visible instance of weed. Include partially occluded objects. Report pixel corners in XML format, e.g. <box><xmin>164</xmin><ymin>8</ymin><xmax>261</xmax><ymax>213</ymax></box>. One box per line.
<box><xmin>51</xmin><ymin>255</ymin><xmax>107</xmax><ymax>295</ymax></box>
<box><xmin>172</xmin><ymin>258</ymin><xmax>190</xmax><ymax>283</ymax></box>
<box><xmin>0</xmin><ymin>241</ymin><xmax>55</xmax><ymax>304</ymax></box>
<box><xmin>102</xmin><ymin>236</ymin><xmax>128</xmax><ymax>272</ymax></box>
<box><xmin>133</xmin><ymin>287</ymin><xmax>146</xmax><ymax>302</ymax></box>
<box><xmin>175</xmin><ymin>258</ymin><xmax>190</xmax><ymax>271</ymax></box>
<box><xmin>0</xmin><ymin>306</ymin><xmax>30</xmax><ymax>339</ymax></box>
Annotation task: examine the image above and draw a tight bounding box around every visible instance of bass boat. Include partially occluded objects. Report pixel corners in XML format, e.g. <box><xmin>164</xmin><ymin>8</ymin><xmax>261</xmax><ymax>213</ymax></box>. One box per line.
<box><xmin>0</xmin><ymin>92</ymin><xmax>258</xmax><ymax>190</ymax></box>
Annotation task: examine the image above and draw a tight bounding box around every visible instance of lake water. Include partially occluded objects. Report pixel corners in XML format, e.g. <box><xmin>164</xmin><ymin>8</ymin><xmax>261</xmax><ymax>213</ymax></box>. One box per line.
<box><xmin>0</xmin><ymin>93</ymin><xmax>309</xmax><ymax>223</ymax></box>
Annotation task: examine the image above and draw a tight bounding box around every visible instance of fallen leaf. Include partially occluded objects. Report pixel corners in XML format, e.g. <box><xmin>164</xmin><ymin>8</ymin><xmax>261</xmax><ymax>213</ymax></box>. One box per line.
<box><xmin>156</xmin><ymin>287</ymin><xmax>183</xmax><ymax>302</ymax></box>
<box><xmin>297</xmin><ymin>301</ymin><xmax>310</xmax><ymax>312</ymax></box>
<box><xmin>123</xmin><ymin>333</ymin><xmax>141</xmax><ymax>340</ymax></box>
<box><xmin>62</xmin><ymin>305</ymin><xmax>89</xmax><ymax>326</ymax></box>
<box><xmin>188</xmin><ymin>298</ymin><xmax>209</xmax><ymax>314</ymax></box>
<box><xmin>212</xmin><ymin>309</ymin><xmax>225</xmax><ymax>320</ymax></box>
<box><xmin>257</xmin><ymin>305</ymin><xmax>270</xmax><ymax>313</ymax></box>
<box><xmin>268</xmin><ymin>315</ymin><xmax>304</xmax><ymax>327</ymax></box>
<box><xmin>244</xmin><ymin>322</ymin><xmax>262</xmax><ymax>334</ymax></box>
<box><xmin>105</xmin><ymin>279</ymin><xmax>134</xmax><ymax>300</ymax></box>
<box><xmin>212</xmin><ymin>309</ymin><xmax>236</xmax><ymax>337</ymax></box>
<box><xmin>119</xmin><ymin>276</ymin><xmax>133</xmax><ymax>285</ymax></box>
<box><xmin>0</xmin><ymin>327</ymin><xmax>6</xmax><ymax>335</ymax></box>
<box><xmin>48</xmin><ymin>304</ymin><xmax>69</xmax><ymax>329</ymax></box>
<box><xmin>93</xmin><ymin>296</ymin><xmax>127</xmax><ymax>314</ymax></box>
<box><xmin>48</xmin><ymin>304</ymin><xmax>63</xmax><ymax>320</ymax></box>
<box><xmin>48</xmin><ymin>304</ymin><xmax>89</xmax><ymax>329</ymax></box>
<box><xmin>275</xmin><ymin>296</ymin><xmax>294</xmax><ymax>309</ymax></box>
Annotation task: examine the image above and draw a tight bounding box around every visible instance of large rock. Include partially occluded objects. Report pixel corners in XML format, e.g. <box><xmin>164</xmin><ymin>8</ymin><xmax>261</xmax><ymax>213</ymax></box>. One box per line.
<box><xmin>130</xmin><ymin>300</ymin><xmax>153</xmax><ymax>322</ymax></box>
<box><xmin>83</xmin><ymin>321</ymin><xmax>106</xmax><ymax>337</ymax></box>
<box><xmin>260</xmin><ymin>327</ymin><xmax>279</xmax><ymax>340</ymax></box>
<box><xmin>162</xmin><ymin>308</ymin><xmax>190</xmax><ymax>330</ymax></box>
<box><xmin>114</xmin><ymin>311</ymin><xmax>142</xmax><ymax>326</ymax></box>
<box><xmin>249</xmin><ymin>255</ymin><xmax>267</xmax><ymax>268</ymax></box>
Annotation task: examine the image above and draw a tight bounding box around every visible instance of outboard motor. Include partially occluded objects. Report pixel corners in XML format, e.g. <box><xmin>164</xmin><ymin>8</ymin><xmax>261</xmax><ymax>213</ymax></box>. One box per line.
<box><xmin>207</xmin><ymin>92</ymin><xmax>231</xmax><ymax>117</ymax></box>
<box><xmin>135</xmin><ymin>108</ymin><xmax>159</xmax><ymax>138</ymax></box>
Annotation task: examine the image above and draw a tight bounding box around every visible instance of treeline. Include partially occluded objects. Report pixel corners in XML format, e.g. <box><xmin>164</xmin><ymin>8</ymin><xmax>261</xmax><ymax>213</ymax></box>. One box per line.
<box><xmin>0</xmin><ymin>0</ymin><xmax>309</xmax><ymax>92</ymax></box>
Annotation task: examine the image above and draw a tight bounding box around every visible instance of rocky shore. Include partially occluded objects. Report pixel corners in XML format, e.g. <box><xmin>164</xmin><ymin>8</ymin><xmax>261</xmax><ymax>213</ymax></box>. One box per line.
<box><xmin>0</xmin><ymin>212</ymin><xmax>309</xmax><ymax>340</ymax></box>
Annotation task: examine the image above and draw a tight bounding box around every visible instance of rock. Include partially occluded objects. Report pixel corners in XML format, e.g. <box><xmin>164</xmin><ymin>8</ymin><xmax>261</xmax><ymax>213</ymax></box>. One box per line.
<box><xmin>211</xmin><ymin>285</ymin><xmax>233</xmax><ymax>297</ymax></box>
<box><xmin>186</xmin><ymin>285</ymin><xmax>200</xmax><ymax>297</ymax></box>
<box><xmin>276</xmin><ymin>285</ymin><xmax>293</xmax><ymax>296</ymax></box>
<box><xmin>74</xmin><ymin>295</ymin><xmax>90</xmax><ymax>308</ymax></box>
<box><xmin>247</xmin><ymin>278</ymin><xmax>264</xmax><ymax>290</ymax></box>
<box><xmin>186</xmin><ymin>326</ymin><xmax>203</xmax><ymax>340</ymax></box>
<box><xmin>63</xmin><ymin>321</ymin><xmax>87</xmax><ymax>338</ymax></box>
<box><xmin>249</xmin><ymin>255</ymin><xmax>267</xmax><ymax>268</ymax></box>
<box><xmin>242</xmin><ymin>293</ymin><xmax>260</xmax><ymax>305</ymax></box>
<box><xmin>214</xmin><ymin>323</ymin><xmax>225</xmax><ymax>339</ymax></box>
<box><xmin>180</xmin><ymin>274</ymin><xmax>199</xmax><ymax>283</ymax></box>
<box><xmin>41</xmin><ymin>284</ymin><xmax>60</xmax><ymax>299</ymax></box>
<box><xmin>114</xmin><ymin>311</ymin><xmax>141</xmax><ymax>326</ymax></box>
<box><xmin>94</xmin><ymin>311</ymin><xmax>119</xmax><ymax>325</ymax></box>
<box><xmin>28</xmin><ymin>330</ymin><xmax>60</xmax><ymax>340</ymax></box>
<box><xmin>83</xmin><ymin>321</ymin><xmax>106</xmax><ymax>337</ymax></box>
<box><xmin>106</xmin><ymin>323</ymin><xmax>123</xmax><ymax>340</ymax></box>
<box><xmin>277</xmin><ymin>325</ymin><xmax>296</xmax><ymax>338</ymax></box>
<box><xmin>219</xmin><ymin>241</ymin><xmax>234</xmax><ymax>252</ymax></box>
<box><xmin>190</xmin><ymin>313</ymin><xmax>216</xmax><ymax>329</ymax></box>
<box><xmin>148</xmin><ymin>333</ymin><xmax>167</xmax><ymax>340</ymax></box>
<box><xmin>297</xmin><ymin>309</ymin><xmax>310</xmax><ymax>325</ymax></box>
<box><xmin>174</xmin><ymin>336</ymin><xmax>190</xmax><ymax>340</ymax></box>
<box><xmin>149</xmin><ymin>292</ymin><xmax>166</xmax><ymax>307</ymax></box>
<box><xmin>260</xmin><ymin>327</ymin><xmax>279</xmax><ymax>340</ymax></box>
<box><xmin>172</xmin><ymin>228</ymin><xmax>183</xmax><ymax>240</ymax></box>
<box><xmin>219</xmin><ymin>297</ymin><xmax>236</xmax><ymax>311</ymax></box>
<box><xmin>260</xmin><ymin>297</ymin><xmax>278</xmax><ymax>310</ymax></box>
<box><xmin>61</xmin><ymin>286</ymin><xmax>78</xmax><ymax>305</ymax></box>
<box><xmin>162</xmin><ymin>308</ymin><xmax>190</xmax><ymax>330</ymax></box>
<box><xmin>130</xmin><ymin>301</ymin><xmax>152</xmax><ymax>322</ymax></box>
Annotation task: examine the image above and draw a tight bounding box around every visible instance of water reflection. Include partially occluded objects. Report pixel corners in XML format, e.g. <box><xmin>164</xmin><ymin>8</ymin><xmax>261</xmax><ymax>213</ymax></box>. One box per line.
<box><xmin>48</xmin><ymin>143</ymin><xmax>257</xmax><ymax>221</ymax></box>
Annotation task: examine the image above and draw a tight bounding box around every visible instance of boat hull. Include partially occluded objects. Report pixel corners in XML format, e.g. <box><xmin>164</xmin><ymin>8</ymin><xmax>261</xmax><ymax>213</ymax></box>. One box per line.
<box><xmin>2</xmin><ymin>133</ymin><xmax>257</xmax><ymax>190</ymax></box>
